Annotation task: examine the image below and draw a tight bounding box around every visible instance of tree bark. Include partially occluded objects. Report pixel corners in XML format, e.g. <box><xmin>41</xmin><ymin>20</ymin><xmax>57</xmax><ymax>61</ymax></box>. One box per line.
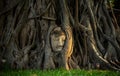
<box><xmin>0</xmin><ymin>0</ymin><xmax>120</xmax><ymax>71</ymax></box>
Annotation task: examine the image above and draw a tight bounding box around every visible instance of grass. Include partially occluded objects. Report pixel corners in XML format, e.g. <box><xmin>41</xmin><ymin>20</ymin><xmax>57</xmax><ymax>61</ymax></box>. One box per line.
<box><xmin>0</xmin><ymin>69</ymin><xmax>120</xmax><ymax>76</ymax></box>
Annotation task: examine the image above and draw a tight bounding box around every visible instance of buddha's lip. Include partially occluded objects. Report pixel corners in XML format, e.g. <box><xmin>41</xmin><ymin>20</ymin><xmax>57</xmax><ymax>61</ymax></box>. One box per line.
<box><xmin>56</xmin><ymin>46</ymin><xmax>63</xmax><ymax>48</ymax></box>
<box><xmin>56</xmin><ymin>47</ymin><xmax>63</xmax><ymax>50</ymax></box>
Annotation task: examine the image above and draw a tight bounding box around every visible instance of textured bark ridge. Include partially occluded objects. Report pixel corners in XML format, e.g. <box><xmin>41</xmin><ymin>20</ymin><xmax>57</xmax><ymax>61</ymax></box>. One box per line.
<box><xmin>0</xmin><ymin>0</ymin><xmax>120</xmax><ymax>70</ymax></box>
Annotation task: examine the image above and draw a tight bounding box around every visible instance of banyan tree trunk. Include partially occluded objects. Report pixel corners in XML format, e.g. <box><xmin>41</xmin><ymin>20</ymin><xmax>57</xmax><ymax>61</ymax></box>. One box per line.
<box><xmin>0</xmin><ymin>0</ymin><xmax>120</xmax><ymax>70</ymax></box>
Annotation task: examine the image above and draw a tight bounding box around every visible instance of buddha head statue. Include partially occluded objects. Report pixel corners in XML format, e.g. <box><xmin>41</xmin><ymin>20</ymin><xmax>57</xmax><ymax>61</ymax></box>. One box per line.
<box><xmin>50</xmin><ymin>27</ymin><xmax>66</xmax><ymax>52</ymax></box>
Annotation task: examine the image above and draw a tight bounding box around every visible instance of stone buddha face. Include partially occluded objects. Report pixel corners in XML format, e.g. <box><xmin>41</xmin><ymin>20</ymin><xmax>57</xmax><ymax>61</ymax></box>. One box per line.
<box><xmin>50</xmin><ymin>27</ymin><xmax>66</xmax><ymax>52</ymax></box>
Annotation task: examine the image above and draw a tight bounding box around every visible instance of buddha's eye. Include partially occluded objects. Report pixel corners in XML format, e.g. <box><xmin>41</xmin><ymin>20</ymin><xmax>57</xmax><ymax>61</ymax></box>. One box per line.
<box><xmin>53</xmin><ymin>37</ymin><xmax>59</xmax><ymax>41</ymax></box>
<box><xmin>61</xmin><ymin>36</ymin><xmax>66</xmax><ymax>41</ymax></box>
<box><xmin>62</xmin><ymin>38</ymin><xmax>65</xmax><ymax>41</ymax></box>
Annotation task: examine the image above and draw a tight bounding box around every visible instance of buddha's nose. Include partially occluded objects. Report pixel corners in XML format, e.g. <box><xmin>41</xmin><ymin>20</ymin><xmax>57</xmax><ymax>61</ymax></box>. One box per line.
<box><xmin>58</xmin><ymin>38</ymin><xmax>63</xmax><ymax>46</ymax></box>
